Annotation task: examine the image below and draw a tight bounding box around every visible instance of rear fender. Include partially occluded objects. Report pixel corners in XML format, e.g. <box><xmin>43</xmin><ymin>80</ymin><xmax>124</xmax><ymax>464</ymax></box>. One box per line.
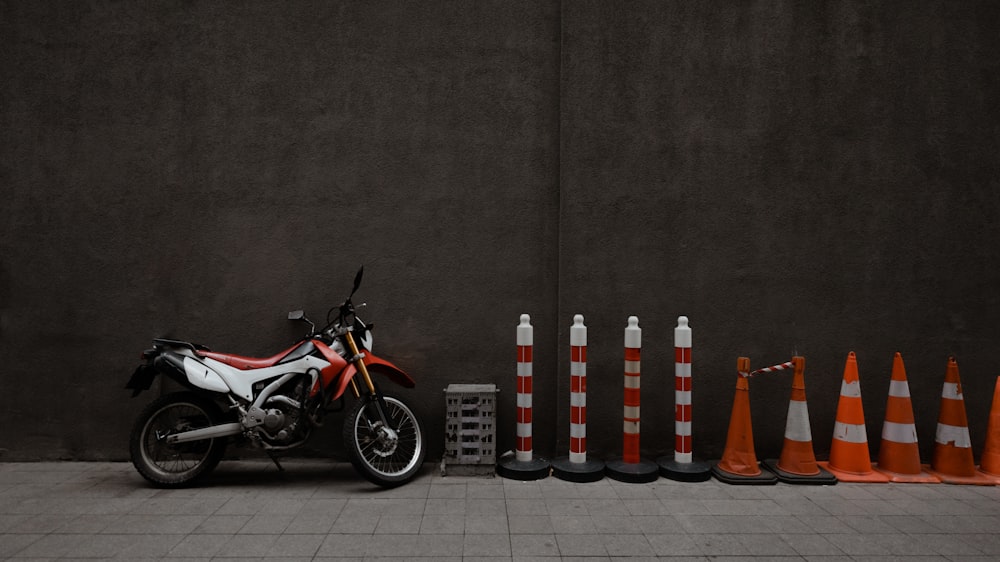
<box><xmin>125</xmin><ymin>349</ymin><xmax>230</xmax><ymax>397</ymax></box>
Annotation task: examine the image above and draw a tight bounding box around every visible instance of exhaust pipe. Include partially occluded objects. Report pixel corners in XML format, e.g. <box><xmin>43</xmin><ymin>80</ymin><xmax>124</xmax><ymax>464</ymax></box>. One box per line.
<box><xmin>165</xmin><ymin>422</ymin><xmax>242</xmax><ymax>444</ymax></box>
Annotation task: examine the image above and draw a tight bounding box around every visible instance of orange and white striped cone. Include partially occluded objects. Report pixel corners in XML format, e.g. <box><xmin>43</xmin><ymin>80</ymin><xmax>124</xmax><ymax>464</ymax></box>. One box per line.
<box><xmin>873</xmin><ymin>353</ymin><xmax>940</xmax><ymax>483</ymax></box>
<box><xmin>928</xmin><ymin>357</ymin><xmax>993</xmax><ymax>485</ymax></box>
<box><xmin>976</xmin><ymin>376</ymin><xmax>1000</xmax><ymax>483</ymax></box>
<box><xmin>711</xmin><ymin>357</ymin><xmax>777</xmax><ymax>485</ymax></box>
<box><xmin>817</xmin><ymin>352</ymin><xmax>889</xmax><ymax>482</ymax></box>
<box><xmin>764</xmin><ymin>356</ymin><xmax>837</xmax><ymax>484</ymax></box>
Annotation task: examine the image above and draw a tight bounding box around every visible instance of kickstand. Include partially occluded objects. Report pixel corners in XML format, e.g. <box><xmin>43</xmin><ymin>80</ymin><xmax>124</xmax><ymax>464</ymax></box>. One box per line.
<box><xmin>267</xmin><ymin>452</ymin><xmax>285</xmax><ymax>472</ymax></box>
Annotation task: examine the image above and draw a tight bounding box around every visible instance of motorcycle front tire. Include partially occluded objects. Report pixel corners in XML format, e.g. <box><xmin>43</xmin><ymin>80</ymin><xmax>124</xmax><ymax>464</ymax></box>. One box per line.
<box><xmin>344</xmin><ymin>394</ymin><xmax>426</xmax><ymax>488</ymax></box>
<box><xmin>129</xmin><ymin>391</ymin><xmax>227</xmax><ymax>488</ymax></box>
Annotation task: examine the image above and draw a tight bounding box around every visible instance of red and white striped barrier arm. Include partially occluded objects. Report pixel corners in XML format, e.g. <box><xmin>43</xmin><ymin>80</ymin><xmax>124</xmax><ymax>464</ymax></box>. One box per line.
<box><xmin>741</xmin><ymin>360</ymin><xmax>794</xmax><ymax>378</ymax></box>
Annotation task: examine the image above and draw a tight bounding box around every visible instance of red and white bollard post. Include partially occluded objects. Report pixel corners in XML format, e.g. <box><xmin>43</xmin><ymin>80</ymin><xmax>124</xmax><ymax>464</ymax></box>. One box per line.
<box><xmin>606</xmin><ymin>316</ymin><xmax>659</xmax><ymax>483</ymax></box>
<box><xmin>552</xmin><ymin>314</ymin><xmax>605</xmax><ymax>482</ymax></box>
<box><xmin>497</xmin><ymin>314</ymin><xmax>550</xmax><ymax>480</ymax></box>
<box><xmin>658</xmin><ymin>316</ymin><xmax>712</xmax><ymax>481</ymax></box>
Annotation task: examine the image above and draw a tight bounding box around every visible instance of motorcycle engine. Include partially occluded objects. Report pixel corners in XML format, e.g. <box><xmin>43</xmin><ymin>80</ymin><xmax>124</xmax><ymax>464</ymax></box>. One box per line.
<box><xmin>258</xmin><ymin>376</ymin><xmax>309</xmax><ymax>445</ymax></box>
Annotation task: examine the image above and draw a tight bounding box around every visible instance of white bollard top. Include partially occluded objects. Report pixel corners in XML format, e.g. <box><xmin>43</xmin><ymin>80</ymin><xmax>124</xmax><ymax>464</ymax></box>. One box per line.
<box><xmin>675</xmin><ymin>315</ymin><xmax>692</xmax><ymax>348</ymax></box>
<box><xmin>517</xmin><ymin>314</ymin><xmax>533</xmax><ymax>346</ymax></box>
<box><xmin>624</xmin><ymin>315</ymin><xmax>641</xmax><ymax>348</ymax></box>
<box><xmin>571</xmin><ymin>314</ymin><xmax>586</xmax><ymax>346</ymax></box>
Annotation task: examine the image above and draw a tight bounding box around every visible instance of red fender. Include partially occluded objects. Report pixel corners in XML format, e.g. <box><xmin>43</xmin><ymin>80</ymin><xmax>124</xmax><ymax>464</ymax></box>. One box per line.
<box><xmin>321</xmin><ymin>349</ymin><xmax>416</xmax><ymax>401</ymax></box>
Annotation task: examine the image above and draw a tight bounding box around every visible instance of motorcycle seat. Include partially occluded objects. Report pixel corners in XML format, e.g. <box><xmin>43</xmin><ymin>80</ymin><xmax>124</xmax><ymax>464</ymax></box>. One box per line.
<box><xmin>199</xmin><ymin>345</ymin><xmax>298</xmax><ymax>370</ymax></box>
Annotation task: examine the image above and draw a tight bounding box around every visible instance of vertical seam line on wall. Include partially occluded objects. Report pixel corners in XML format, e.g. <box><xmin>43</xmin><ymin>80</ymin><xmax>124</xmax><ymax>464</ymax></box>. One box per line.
<box><xmin>554</xmin><ymin>0</ymin><xmax>565</xmax><ymax>455</ymax></box>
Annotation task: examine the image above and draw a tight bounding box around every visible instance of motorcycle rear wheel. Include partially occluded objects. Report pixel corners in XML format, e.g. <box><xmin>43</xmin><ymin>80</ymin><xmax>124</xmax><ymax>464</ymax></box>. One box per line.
<box><xmin>344</xmin><ymin>394</ymin><xmax>425</xmax><ymax>487</ymax></box>
<box><xmin>129</xmin><ymin>392</ymin><xmax>227</xmax><ymax>488</ymax></box>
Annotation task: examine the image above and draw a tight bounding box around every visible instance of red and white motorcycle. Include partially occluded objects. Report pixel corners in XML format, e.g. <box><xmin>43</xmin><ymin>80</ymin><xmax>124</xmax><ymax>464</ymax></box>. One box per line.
<box><xmin>125</xmin><ymin>267</ymin><xmax>425</xmax><ymax>488</ymax></box>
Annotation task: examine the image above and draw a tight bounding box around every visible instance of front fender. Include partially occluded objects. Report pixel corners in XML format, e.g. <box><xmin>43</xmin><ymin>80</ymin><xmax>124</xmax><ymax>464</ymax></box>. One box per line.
<box><xmin>328</xmin><ymin>352</ymin><xmax>416</xmax><ymax>400</ymax></box>
<box><xmin>364</xmin><ymin>353</ymin><xmax>416</xmax><ymax>388</ymax></box>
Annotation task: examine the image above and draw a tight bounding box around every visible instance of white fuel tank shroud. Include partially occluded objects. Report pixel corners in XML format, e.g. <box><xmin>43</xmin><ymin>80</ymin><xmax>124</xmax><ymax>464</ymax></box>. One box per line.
<box><xmin>195</xmin><ymin>355</ymin><xmax>332</xmax><ymax>401</ymax></box>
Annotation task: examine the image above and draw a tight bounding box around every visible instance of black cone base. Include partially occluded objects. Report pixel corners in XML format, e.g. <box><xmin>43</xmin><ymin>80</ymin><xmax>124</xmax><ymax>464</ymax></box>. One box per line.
<box><xmin>657</xmin><ymin>457</ymin><xmax>713</xmax><ymax>482</ymax></box>
<box><xmin>711</xmin><ymin>461</ymin><xmax>779</xmax><ymax>485</ymax></box>
<box><xmin>496</xmin><ymin>457</ymin><xmax>550</xmax><ymax>481</ymax></box>
<box><xmin>763</xmin><ymin>459</ymin><xmax>838</xmax><ymax>485</ymax></box>
<box><xmin>551</xmin><ymin>457</ymin><xmax>606</xmax><ymax>483</ymax></box>
<box><xmin>605</xmin><ymin>457</ymin><xmax>659</xmax><ymax>483</ymax></box>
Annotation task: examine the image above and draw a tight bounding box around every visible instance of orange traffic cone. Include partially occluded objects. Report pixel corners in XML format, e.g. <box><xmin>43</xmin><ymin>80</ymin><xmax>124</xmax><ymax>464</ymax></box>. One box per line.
<box><xmin>929</xmin><ymin>357</ymin><xmax>994</xmax><ymax>485</ymax></box>
<box><xmin>977</xmin><ymin>376</ymin><xmax>1000</xmax><ymax>483</ymax></box>
<box><xmin>712</xmin><ymin>357</ymin><xmax>777</xmax><ymax>485</ymax></box>
<box><xmin>818</xmin><ymin>352</ymin><xmax>889</xmax><ymax>482</ymax></box>
<box><xmin>873</xmin><ymin>353</ymin><xmax>940</xmax><ymax>483</ymax></box>
<box><xmin>764</xmin><ymin>356</ymin><xmax>837</xmax><ymax>484</ymax></box>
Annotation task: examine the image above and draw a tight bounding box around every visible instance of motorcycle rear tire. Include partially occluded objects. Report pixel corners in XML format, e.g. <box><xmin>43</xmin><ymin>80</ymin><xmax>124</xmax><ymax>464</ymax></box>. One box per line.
<box><xmin>344</xmin><ymin>394</ymin><xmax>425</xmax><ymax>488</ymax></box>
<box><xmin>129</xmin><ymin>391</ymin><xmax>227</xmax><ymax>488</ymax></box>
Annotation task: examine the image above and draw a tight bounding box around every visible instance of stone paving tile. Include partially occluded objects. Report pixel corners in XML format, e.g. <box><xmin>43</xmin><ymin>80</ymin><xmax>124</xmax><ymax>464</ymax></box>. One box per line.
<box><xmin>237</xmin><ymin>513</ymin><xmax>295</xmax><ymax>534</ymax></box>
<box><xmin>328</xmin><ymin>513</ymin><xmax>379</xmax><ymax>534</ymax></box>
<box><xmin>506</xmin><ymin>498</ymin><xmax>548</xmax><ymax>515</ymax></box>
<box><xmin>592</xmin><ymin>514</ymin><xmax>644</xmax><ymax>534</ymax></box>
<box><xmin>510</xmin><ymin>533</ymin><xmax>560</xmax><ymax>556</ymax></box>
<box><xmin>0</xmin><ymin>533</ymin><xmax>44</xmax><ymax>558</ymax></box>
<box><xmin>429</xmin><ymin>482</ymin><xmax>467</xmax><ymax>498</ymax></box>
<box><xmin>465</xmin><ymin>514</ymin><xmax>509</xmax><ymax>534</ymax></box>
<box><xmin>167</xmin><ymin>532</ymin><xmax>234</xmax><ymax>558</ymax></box>
<box><xmin>375</xmin><ymin>514</ymin><xmax>423</xmax><ymax>534</ymax></box>
<box><xmin>550</xmin><ymin>514</ymin><xmax>598</xmax><ymax>534</ymax></box>
<box><xmin>506</xmin><ymin>514</ymin><xmax>553</xmax><ymax>534</ymax></box>
<box><xmin>263</xmin><ymin>533</ymin><xmax>325</xmax><ymax>558</ymax></box>
<box><xmin>645</xmin><ymin>533</ymin><xmax>704</xmax><ymax>556</ymax></box>
<box><xmin>630</xmin><ymin>514</ymin><xmax>683</xmax><ymax>534</ymax></box>
<box><xmin>544</xmin><ymin>498</ymin><xmax>588</xmax><ymax>515</ymax></box>
<box><xmin>286</xmin><ymin>513</ymin><xmax>337</xmax><ymax>535</ymax></box>
<box><xmin>780</xmin><ymin>532</ymin><xmax>845</xmax><ymax>556</ymax></box>
<box><xmin>599</xmin><ymin>533</ymin><xmax>656</xmax><ymax>557</ymax></box>
<box><xmin>424</xmin><ymin>497</ymin><xmax>465</xmax><ymax>514</ymax></box>
<box><xmin>213</xmin><ymin>533</ymin><xmax>280</xmax><ymax>557</ymax></box>
<box><xmin>467</xmin><ymin>483</ymin><xmax>506</xmax><ymax>499</ymax></box>
<box><xmin>466</xmin><ymin>497</ymin><xmax>507</xmax><ymax>516</ymax></box>
<box><xmin>555</xmin><ymin>533</ymin><xmax>610</xmax><ymax>556</ymax></box>
<box><xmin>463</xmin><ymin>533</ymin><xmax>513</xmax><ymax>557</ymax></box>
<box><xmin>419</xmin><ymin>513</ymin><xmax>465</xmax><ymax>534</ymax></box>
<box><xmin>193</xmin><ymin>514</ymin><xmax>252</xmax><ymax>534</ymax></box>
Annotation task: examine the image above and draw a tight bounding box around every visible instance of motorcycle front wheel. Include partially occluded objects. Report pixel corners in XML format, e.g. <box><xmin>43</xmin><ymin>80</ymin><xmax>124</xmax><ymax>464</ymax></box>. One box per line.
<box><xmin>344</xmin><ymin>394</ymin><xmax>425</xmax><ymax>487</ymax></box>
<box><xmin>129</xmin><ymin>392</ymin><xmax>227</xmax><ymax>488</ymax></box>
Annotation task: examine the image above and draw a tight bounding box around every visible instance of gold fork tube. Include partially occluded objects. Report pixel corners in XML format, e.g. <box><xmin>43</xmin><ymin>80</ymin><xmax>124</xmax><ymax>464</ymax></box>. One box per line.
<box><xmin>344</xmin><ymin>331</ymin><xmax>377</xmax><ymax>395</ymax></box>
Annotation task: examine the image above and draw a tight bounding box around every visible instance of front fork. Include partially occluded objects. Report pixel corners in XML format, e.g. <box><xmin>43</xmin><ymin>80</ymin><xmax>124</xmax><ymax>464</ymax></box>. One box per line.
<box><xmin>344</xmin><ymin>331</ymin><xmax>391</xmax><ymax>428</ymax></box>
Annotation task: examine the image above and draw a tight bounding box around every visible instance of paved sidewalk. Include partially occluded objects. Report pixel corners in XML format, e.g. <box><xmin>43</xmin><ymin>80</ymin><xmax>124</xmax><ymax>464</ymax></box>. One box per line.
<box><xmin>1</xmin><ymin>461</ymin><xmax>999</xmax><ymax>561</ymax></box>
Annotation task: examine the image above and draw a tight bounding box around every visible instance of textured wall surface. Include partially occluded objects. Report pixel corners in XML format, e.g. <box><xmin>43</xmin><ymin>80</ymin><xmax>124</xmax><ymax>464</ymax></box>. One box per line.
<box><xmin>2</xmin><ymin>1</ymin><xmax>998</xmax><ymax>465</ymax></box>
<box><xmin>558</xmin><ymin>1</ymin><xmax>1000</xmax><ymax>462</ymax></box>
<box><xmin>0</xmin><ymin>1</ymin><xmax>561</xmax><ymax>460</ymax></box>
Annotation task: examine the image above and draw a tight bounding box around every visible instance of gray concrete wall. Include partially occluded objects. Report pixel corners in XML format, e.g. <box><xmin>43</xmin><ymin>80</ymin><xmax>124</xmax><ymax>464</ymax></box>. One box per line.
<box><xmin>2</xmin><ymin>1</ymin><xmax>998</xmax><ymax>465</ymax></box>
<box><xmin>0</xmin><ymin>1</ymin><xmax>561</xmax><ymax>460</ymax></box>
<box><xmin>558</xmin><ymin>1</ymin><xmax>1000</xmax><ymax>463</ymax></box>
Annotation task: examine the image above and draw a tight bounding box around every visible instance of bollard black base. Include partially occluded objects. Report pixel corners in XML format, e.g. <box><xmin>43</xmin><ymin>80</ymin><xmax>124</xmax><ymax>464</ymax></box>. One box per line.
<box><xmin>496</xmin><ymin>456</ymin><xmax>550</xmax><ymax>481</ymax></box>
<box><xmin>657</xmin><ymin>457</ymin><xmax>713</xmax><ymax>482</ymax></box>
<box><xmin>710</xmin><ymin>461</ymin><xmax>778</xmax><ymax>485</ymax></box>
<box><xmin>551</xmin><ymin>457</ymin><xmax>606</xmax><ymax>483</ymax></box>
<box><xmin>605</xmin><ymin>457</ymin><xmax>659</xmax><ymax>483</ymax></box>
<box><xmin>763</xmin><ymin>459</ymin><xmax>838</xmax><ymax>485</ymax></box>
